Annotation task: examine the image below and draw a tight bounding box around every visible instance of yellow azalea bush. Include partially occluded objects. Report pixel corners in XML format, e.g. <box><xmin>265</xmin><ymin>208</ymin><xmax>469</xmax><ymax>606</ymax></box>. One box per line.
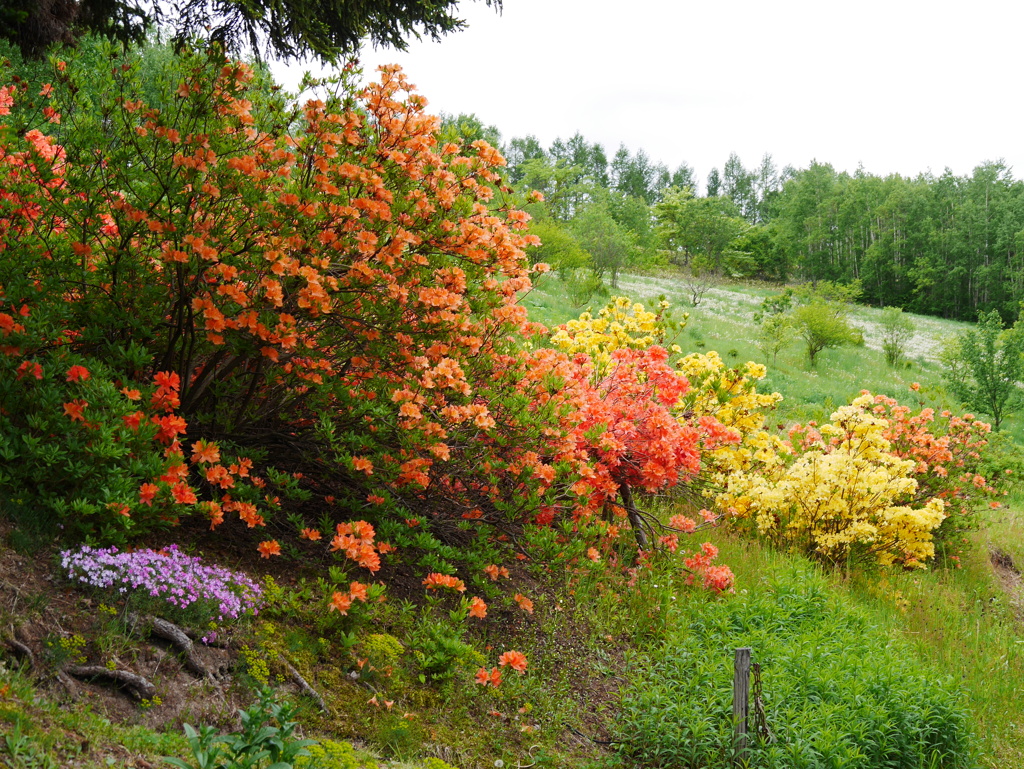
<box><xmin>719</xmin><ymin>395</ymin><xmax>946</xmax><ymax>568</ymax></box>
<box><xmin>675</xmin><ymin>351</ymin><xmax>785</xmax><ymax>480</ymax></box>
<box><xmin>550</xmin><ymin>296</ymin><xmax>685</xmax><ymax>378</ymax></box>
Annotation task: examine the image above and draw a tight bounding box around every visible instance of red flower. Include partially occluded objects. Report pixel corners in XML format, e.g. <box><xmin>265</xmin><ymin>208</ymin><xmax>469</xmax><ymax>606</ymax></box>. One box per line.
<box><xmin>63</xmin><ymin>400</ymin><xmax>87</xmax><ymax>421</ymax></box>
<box><xmin>16</xmin><ymin>361</ymin><xmax>42</xmax><ymax>380</ymax></box>
<box><xmin>66</xmin><ymin>365</ymin><xmax>90</xmax><ymax>382</ymax></box>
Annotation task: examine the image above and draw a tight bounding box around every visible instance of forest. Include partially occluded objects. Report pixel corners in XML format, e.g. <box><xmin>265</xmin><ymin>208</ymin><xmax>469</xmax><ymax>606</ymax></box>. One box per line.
<box><xmin>488</xmin><ymin>125</ymin><xmax>1024</xmax><ymax>322</ymax></box>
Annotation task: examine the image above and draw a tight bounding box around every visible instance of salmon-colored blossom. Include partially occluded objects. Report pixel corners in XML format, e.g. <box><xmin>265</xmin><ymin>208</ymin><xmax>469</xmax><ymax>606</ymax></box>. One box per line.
<box><xmin>422</xmin><ymin>572</ymin><xmax>466</xmax><ymax>592</ymax></box>
<box><xmin>257</xmin><ymin>540</ymin><xmax>281</xmax><ymax>558</ymax></box>
<box><xmin>468</xmin><ymin>596</ymin><xmax>487</xmax><ymax>618</ymax></box>
<box><xmin>498</xmin><ymin>650</ymin><xmax>527</xmax><ymax>673</ymax></box>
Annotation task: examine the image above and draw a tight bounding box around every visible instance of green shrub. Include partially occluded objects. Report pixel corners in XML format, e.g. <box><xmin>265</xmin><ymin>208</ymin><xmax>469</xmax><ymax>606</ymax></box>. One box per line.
<box><xmin>296</xmin><ymin>739</ymin><xmax>377</xmax><ymax>769</ymax></box>
<box><xmin>362</xmin><ymin>633</ymin><xmax>404</xmax><ymax>671</ymax></box>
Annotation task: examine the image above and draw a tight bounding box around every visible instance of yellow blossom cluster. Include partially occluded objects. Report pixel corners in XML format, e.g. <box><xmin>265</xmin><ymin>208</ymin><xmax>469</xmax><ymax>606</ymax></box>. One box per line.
<box><xmin>719</xmin><ymin>396</ymin><xmax>946</xmax><ymax>568</ymax></box>
<box><xmin>550</xmin><ymin>296</ymin><xmax>684</xmax><ymax>377</ymax></box>
<box><xmin>676</xmin><ymin>351</ymin><xmax>786</xmax><ymax>477</ymax></box>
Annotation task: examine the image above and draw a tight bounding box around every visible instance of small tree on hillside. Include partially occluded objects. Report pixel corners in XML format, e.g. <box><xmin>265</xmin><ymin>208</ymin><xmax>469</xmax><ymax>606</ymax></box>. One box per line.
<box><xmin>792</xmin><ymin>301</ymin><xmax>861</xmax><ymax>366</ymax></box>
<box><xmin>944</xmin><ymin>309</ymin><xmax>1024</xmax><ymax>430</ymax></box>
<box><xmin>573</xmin><ymin>201</ymin><xmax>634</xmax><ymax>289</ymax></box>
<box><xmin>879</xmin><ymin>306</ymin><xmax>916</xmax><ymax>367</ymax></box>
<box><xmin>753</xmin><ymin>291</ymin><xmax>795</xmax><ymax>366</ymax></box>
<box><xmin>788</xmin><ymin>283</ymin><xmax>861</xmax><ymax>368</ymax></box>
<box><xmin>757</xmin><ymin>313</ymin><xmax>794</xmax><ymax>367</ymax></box>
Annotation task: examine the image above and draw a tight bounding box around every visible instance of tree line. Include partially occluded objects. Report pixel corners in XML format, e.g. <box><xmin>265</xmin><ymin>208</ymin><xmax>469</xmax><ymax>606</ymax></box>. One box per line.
<box><xmin>463</xmin><ymin>117</ymin><xmax>1024</xmax><ymax>324</ymax></box>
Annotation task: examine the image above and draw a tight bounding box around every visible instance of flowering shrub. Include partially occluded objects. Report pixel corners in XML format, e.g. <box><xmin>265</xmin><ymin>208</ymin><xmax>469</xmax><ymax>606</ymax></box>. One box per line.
<box><xmin>550</xmin><ymin>295</ymin><xmax>683</xmax><ymax>378</ymax></box>
<box><xmin>719</xmin><ymin>395</ymin><xmax>947</xmax><ymax>568</ymax></box>
<box><xmin>0</xmin><ymin>43</ymin><xmax>575</xmax><ymax>551</ymax></box>
<box><xmin>865</xmin><ymin>389</ymin><xmax>996</xmax><ymax>543</ymax></box>
<box><xmin>683</xmin><ymin>542</ymin><xmax>735</xmax><ymax>594</ymax></box>
<box><xmin>566</xmin><ymin>346</ymin><xmax>738</xmax><ymax>548</ymax></box>
<box><xmin>675</xmin><ymin>351</ymin><xmax>785</xmax><ymax>480</ymax></box>
<box><xmin>60</xmin><ymin>544</ymin><xmax>262</xmax><ymax>626</ymax></box>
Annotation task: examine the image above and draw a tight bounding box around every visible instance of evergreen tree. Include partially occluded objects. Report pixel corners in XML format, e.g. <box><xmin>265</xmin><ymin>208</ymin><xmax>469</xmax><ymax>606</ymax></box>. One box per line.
<box><xmin>2</xmin><ymin>0</ymin><xmax>500</xmax><ymax>60</ymax></box>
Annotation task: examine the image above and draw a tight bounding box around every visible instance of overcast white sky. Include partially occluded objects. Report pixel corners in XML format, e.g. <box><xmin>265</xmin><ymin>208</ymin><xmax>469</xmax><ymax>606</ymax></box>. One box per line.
<box><xmin>272</xmin><ymin>0</ymin><xmax>1024</xmax><ymax>188</ymax></box>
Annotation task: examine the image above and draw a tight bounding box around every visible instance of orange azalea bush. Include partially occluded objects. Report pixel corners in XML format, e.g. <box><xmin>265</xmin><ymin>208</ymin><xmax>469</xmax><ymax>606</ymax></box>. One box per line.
<box><xmin>0</xmin><ymin>44</ymin><xmax>585</xmax><ymax>549</ymax></box>
<box><xmin>861</xmin><ymin>389</ymin><xmax>997</xmax><ymax>544</ymax></box>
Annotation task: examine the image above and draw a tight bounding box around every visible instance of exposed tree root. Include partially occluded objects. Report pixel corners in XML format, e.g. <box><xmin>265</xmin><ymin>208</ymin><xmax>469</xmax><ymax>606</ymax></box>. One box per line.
<box><xmin>66</xmin><ymin>665</ymin><xmax>155</xmax><ymax>700</ymax></box>
<box><xmin>4</xmin><ymin>636</ymin><xmax>35</xmax><ymax>669</ymax></box>
<box><xmin>281</xmin><ymin>656</ymin><xmax>328</xmax><ymax>713</ymax></box>
<box><xmin>127</xmin><ymin>613</ymin><xmax>216</xmax><ymax>680</ymax></box>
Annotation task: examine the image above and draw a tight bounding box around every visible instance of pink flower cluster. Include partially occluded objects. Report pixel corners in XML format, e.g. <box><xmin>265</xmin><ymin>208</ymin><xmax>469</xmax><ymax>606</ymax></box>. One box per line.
<box><xmin>60</xmin><ymin>544</ymin><xmax>262</xmax><ymax>625</ymax></box>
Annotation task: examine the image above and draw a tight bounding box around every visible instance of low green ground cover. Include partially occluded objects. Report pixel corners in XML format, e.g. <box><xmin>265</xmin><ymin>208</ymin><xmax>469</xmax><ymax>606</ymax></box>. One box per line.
<box><xmin>619</xmin><ymin>559</ymin><xmax>975</xmax><ymax>769</ymax></box>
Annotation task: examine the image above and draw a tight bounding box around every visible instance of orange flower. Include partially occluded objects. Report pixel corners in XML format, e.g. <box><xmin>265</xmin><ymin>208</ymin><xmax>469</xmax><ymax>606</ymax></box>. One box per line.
<box><xmin>138</xmin><ymin>483</ymin><xmax>159</xmax><ymax>506</ymax></box>
<box><xmin>328</xmin><ymin>591</ymin><xmax>352</xmax><ymax>614</ymax></box>
<box><xmin>513</xmin><ymin>594</ymin><xmax>534</xmax><ymax>614</ymax></box>
<box><xmin>474</xmin><ymin>667</ymin><xmax>502</xmax><ymax>688</ymax></box>
<box><xmin>190</xmin><ymin>440</ymin><xmax>220</xmax><ymax>465</ymax></box>
<box><xmin>352</xmin><ymin>520</ymin><xmax>375</xmax><ymax>540</ymax></box>
<box><xmin>236</xmin><ymin>502</ymin><xmax>265</xmax><ymax>528</ymax></box>
<box><xmin>170</xmin><ymin>482</ymin><xmax>197</xmax><ymax>505</ymax></box>
<box><xmin>422</xmin><ymin>573</ymin><xmax>466</xmax><ymax>592</ymax></box>
<box><xmin>468</xmin><ymin>596</ymin><xmax>487</xmax><ymax>618</ymax></box>
<box><xmin>349</xmin><ymin>581</ymin><xmax>369</xmax><ymax>602</ymax></box>
<box><xmin>63</xmin><ymin>399</ymin><xmax>87</xmax><ymax>421</ymax></box>
<box><xmin>352</xmin><ymin>456</ymin><xmax>374</xmax><ymax>474</ymax></box>
<box><xmin>300</xmin><ymin>528</ymin><xmax>322</xmax><ymax>541</ymax></box>
<box><xmin>257</xmin><ymin>540</ymin><xmax>281</xmax><ymax>558</ymax></box>
<box><xmin>484</xmin><ymin>564</ymin><xmax>500</xmax><ymax>581</ymax></box>
<box><xmin>122</xmin><ymin>411</ymin><xmax>143</xmax><ymax>431</ymax></box>
<box><xmin>153</xmin><ymin>371</ymin><xmax>180</xmax><ymax>390</ymax></box>
<box><xmin>498</xmin><ymin>650</ymin><xmax>527</xmax><ymax>673</ymax></box>
<box><xmin>669</xmin><ymin>514</ymin><xmax>697</xmax><ymax>533</ymax></box>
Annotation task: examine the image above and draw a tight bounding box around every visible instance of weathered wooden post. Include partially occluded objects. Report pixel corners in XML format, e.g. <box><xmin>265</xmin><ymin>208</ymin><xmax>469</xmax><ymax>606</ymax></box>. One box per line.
<box><xmin>733</xmin><ymin>647</ymin><xmax>751</xmax><ymax>766</ymax></box>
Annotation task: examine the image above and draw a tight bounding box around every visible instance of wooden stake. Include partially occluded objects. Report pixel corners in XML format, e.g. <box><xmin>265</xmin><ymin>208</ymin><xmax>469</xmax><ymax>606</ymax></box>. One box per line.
<box><xmin>733</xmin><ymin>647</ymin><xmax>751</xmax><ymax>766</ymax></box>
